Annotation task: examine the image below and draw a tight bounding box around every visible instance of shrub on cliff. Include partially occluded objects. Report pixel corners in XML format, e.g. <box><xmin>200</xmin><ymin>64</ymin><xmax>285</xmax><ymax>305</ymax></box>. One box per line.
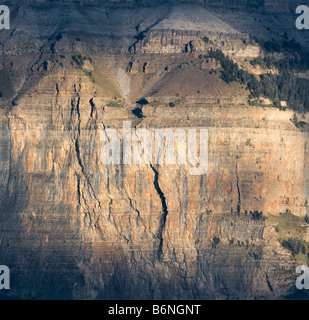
<box><xmin>281</xmin><ymin>238</ymin><xmax>306</xmax><ymax>257</ymax></box>
<box><xmin>206</xmin><ymin>48</ymin><xmax>309</xmax><ymax>110</ymax></box>
<box><xmin>250</xmin><ymin>210</ymin><xmax>263</xmax><ymax>220</ymax></box>
<box><xmin>212</xmin><ymin>236</ymin><xmax>220</xmax><ymax>248</ymax></box>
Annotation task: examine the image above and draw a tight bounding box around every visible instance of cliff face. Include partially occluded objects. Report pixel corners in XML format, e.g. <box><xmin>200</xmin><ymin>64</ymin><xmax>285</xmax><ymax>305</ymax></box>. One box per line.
<box><xmin>0</xmin><ymin>2</ymin><xmax>308</xmax><ymax>300</ymax></box>
<box><xmin>2</xmin><ymin>102</ymin><xmax>303</xmax><ymax>299</ymax></box>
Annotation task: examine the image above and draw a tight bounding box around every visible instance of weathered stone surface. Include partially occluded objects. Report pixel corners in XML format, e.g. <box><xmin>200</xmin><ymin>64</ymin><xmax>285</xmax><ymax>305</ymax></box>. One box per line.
<box><xmin>0</xmin><ymin>1</ymin><xmax>308</xmax><ymax>300</ymax></box>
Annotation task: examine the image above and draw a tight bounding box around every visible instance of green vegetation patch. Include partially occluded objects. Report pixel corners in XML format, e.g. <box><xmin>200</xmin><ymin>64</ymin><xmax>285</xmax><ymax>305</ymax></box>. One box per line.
<box><xmin>274</xmin><ymin>210</ymin><xmax>306</xmax><ymax>237</ymax></box>
<box><xmin>83</xmin><ymin>70</ymin><xmax>95</xmax><ymax>83</ymax></box>
<box><xmin>71</xmin><ymin>55</ymin><xmax>92</xmax><ymax>67</ymax></box>
<box><xmin>250</xmin><ymin>56</ymin><xmax>271</xmax><ymax>69</ymax></box>
<box><xmin>271</xmin><ymin>211</ymin><xmax>309</xmax><ymax>263</ymax></box>
<box><xmin>106</xmin><ymin>99</ymin><xmax>123</xmax><ymax>108</ymax></box>
<box><xmin>205</xmin><ymin>47</ymin><xmax>309</xmax><ymax>110</ymax></box>
<box><xmin>281</xmin><ymin>238</ymin><xmax>306</xmax><ymax>257</ymax></box>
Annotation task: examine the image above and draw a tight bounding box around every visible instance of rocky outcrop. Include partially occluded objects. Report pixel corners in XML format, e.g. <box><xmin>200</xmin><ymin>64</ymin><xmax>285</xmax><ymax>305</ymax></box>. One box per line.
<box><xmin>0</xmin><ymin>1</ymin><xmax>308</xmax><ymax>300</ymax></box>
<box><xmin>2</xmin><ymin>97</ymin><xmax>304</xmax><ymax>299</ymax></box>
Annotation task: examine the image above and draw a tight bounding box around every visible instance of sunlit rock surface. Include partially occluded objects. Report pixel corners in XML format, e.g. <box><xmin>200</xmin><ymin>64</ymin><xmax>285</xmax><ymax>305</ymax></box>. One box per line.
<box><xmin>0</xmin><ymin>1</ymin><xmax>308</xmax><ymax>299</ymax></box>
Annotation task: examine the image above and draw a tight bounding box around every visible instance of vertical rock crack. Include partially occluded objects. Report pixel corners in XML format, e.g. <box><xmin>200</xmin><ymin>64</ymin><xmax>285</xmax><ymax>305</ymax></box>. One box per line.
<box><xmin>150</xmin><ymin>164</ymin><xmax>168</xmax><ymax>260</ymax></box>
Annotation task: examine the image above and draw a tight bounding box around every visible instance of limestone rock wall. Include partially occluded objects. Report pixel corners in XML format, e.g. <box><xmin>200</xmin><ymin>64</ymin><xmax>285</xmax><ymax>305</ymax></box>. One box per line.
<box><xmin>0</xmin><ymin>1</ymin><xmax>308</xmax><ymax>300</ymax></box>
<box><xmin>0</xmin><ymin>79</ymin><xmax>307</xmax><ymax>299</ymax></box>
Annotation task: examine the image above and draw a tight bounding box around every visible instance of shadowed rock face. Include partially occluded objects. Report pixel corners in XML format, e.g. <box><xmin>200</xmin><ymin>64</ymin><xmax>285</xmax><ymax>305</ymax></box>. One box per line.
<box><xmin>0</xmin><ymin>2</ymin><xmax>308</xmax><ymax>300</ymax></box>
<box><xmin>5</xmin><ymin>0</ymin><xmax>304</xmax><ymax>12</ymax></box>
